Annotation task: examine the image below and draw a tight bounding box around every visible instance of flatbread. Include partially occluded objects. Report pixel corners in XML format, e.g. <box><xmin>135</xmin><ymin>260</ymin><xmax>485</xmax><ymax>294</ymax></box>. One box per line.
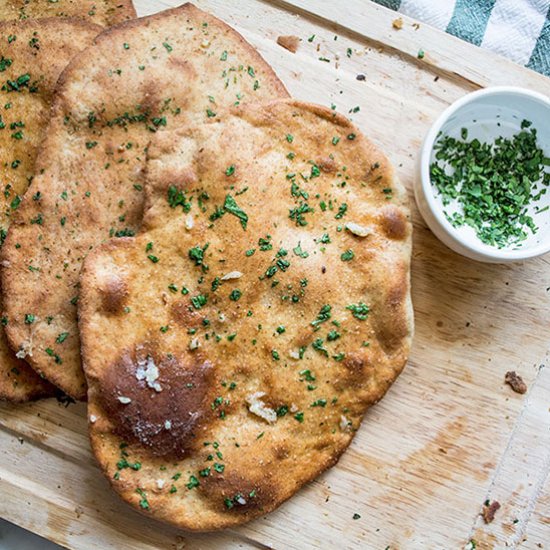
<box><xmin>1</xmin><ymin>3</ymin><xmax>289</xmax><ymax>400</ymax></box>
<box><xmin>0</xmin><ymin>18</ymin><xmax>102</xmax><ymax>402</ymax></box>
<box><xmin>0</xmin><ymin>0</ymin><xmax>136</xmax><ymax>27</ymax></box>
<box><xmin>79</xmin><ymin>100</ymin><xmax>413</xmax><ymax>530</ymax></box>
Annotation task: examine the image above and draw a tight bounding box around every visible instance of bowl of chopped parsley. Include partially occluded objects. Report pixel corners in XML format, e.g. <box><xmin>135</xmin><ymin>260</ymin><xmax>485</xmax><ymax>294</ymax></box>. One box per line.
<box><xmin>416</xmin><ymin>86</ymin><xmax>550</xmax><ymax>263</ymax></box>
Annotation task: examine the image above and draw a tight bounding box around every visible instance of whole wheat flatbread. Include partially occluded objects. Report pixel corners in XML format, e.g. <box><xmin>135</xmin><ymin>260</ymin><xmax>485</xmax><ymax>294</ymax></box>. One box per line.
<box><xmin>0</xmin><ymin>0</ymin><xmax>136</xmax><ymax>26</ymax></box>
<box><xmin>79</xmin><ymin>100</ymin><xmax>413</xmax><ymax>530</ymax></box>
<box><xmin>1</xmin><ymin>3</ymin><xmax>289</xmax><ymax>400</ymax></box>
<box><xmin>0</xmin><ymin>18</ymin><xmax>102</xmax><ymax>402</ymax></box>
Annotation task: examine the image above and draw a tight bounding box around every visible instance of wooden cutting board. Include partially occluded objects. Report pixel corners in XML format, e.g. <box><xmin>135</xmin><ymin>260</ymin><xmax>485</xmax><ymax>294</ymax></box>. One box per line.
<box><xmin>1</xmin><ymin>1</ymin><xmax>549</xmax><ymax>548</ymax></box>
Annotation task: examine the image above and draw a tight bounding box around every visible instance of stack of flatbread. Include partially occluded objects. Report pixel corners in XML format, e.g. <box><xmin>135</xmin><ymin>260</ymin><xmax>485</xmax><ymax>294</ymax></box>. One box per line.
<box><xmin>0</xmin><ymin>2</ymin><xmax>413</xmax><ymax>531</ymax></box>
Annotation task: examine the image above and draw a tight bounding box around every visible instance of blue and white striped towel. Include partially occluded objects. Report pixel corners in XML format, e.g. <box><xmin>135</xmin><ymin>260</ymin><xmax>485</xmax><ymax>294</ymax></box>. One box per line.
<box><xmin>373</xmin><ymin>0</ymin><xmax>550</xmax><ymax>77</ymax></box>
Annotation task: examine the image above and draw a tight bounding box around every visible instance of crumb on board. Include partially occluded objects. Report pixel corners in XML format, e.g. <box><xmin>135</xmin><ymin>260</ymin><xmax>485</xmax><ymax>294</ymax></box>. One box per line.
<box><xmin>392</xmin><ymin>17</ymin><xmax>403</xmax><ymax>30</ymax></box>
<box><xmin>356</xmin><ymin>74</ymin><xmax>366</xmax><ymax>81</ymax></box>
<box><xmin>482</xmin><ymin>500</ymin><xmax>501</xmax><ymax>524</ymax></box>
<box><xmin>505</xmin><ymin>371</ymin><xmax>527</xmax><ymax>394</ymax></box>
<box><xmin>277</xmin><ymin>35</ymin><xmax>300</xmax><ymax>53</ymax></box>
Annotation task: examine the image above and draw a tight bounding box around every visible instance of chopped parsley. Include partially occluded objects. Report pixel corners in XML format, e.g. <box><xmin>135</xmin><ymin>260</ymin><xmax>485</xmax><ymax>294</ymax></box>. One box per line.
<box><xmin>293</xmin><ymin>243</ymin><xmax>309</xmax><ymax>258</ymax></box>
<box><xmin>186</xmin><ymin>475</ymin><xmax>199</xmax><ymax>489</ymax></box>
<box><xmin>191</xmin><ymin>294</ymin><xmax>208</xmax><ymax>309</ymax></box>
<box><xmin>258</xmin><ymin>235</ymin><xmax>272</xmax><ymax>251</ymax></box>
<box><xmin>311</xmin><ymin>304</ymin><xmax>331</xmax><ymax>329</ymax></box>
<box><xmin>56</xmin><ymin>332</ymin><xmax>69</xmax><ymax>344</ymax></box>
<box><xmin>430</xmin><ymin>121</ymin><xmax>549</xmax><ymax>248</ymax></box>
<box><xmin>335</xmin><ymin>203</ymin><xmax>348</xmax><ymax>219</ymax></box>
<box><xmin>289</xmin><ymin>202</ymin><xmax>314</xmax><ymax>226</ymax></box>
<box><xmin>210</xmin><ymin>194</ymin><xmax>248</xmax><ymax>229</ymax></box>
<box><xmin>340</xmin><ymin>249</ymin><xmax>355</xmax><ymax>261</ymax></box>
<box><xmin>223</xmin><ymin>194</ymin><xmax>248</xmax><ymax>229</ymax></box>
<box><xmin>167</xmin><ymin>186</ymin><xmax>191</xmax><ymax>211</ymax></box>
<box><xmin>347</xmin><ymin>302</ymin><xmax>370</xmax><ymax>320</ymax></box>
<box><xmin>229</xmin><ymin>289</ymin><xmax>242</xmax><ymax>301</ymax></box>
<box><xmin>188</xmin><ymin>243</ymin><xmax>209</xmax><ymax>269</ymax></box>
<box><xmin>312</xmin><ymin>338</ymin><xmax>328</xmax><ymax>356</ymax></box>
<box><xmin>136</xmin><ymin>488</ymin><xmax>149</xmax><ymax>509</ymax></box>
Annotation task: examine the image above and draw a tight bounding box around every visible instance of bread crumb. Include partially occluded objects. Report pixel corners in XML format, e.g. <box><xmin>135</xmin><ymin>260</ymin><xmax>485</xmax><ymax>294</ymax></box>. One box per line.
<box><xmin>505</xmin><ymin>371</ymin><xmax>527</xmax><ymax>394</ymax></box>
<box><xmin>482</xmin><ymin>500</ymin><xmax>501</xmax><ymax>524</ymax></box>
<box><xmin>392</xmin><ymin>17</ymin><xmax>403</xmax><ymax>30</ymax></box>
<box><xmin>277</xmin><ymin>35</ymin><xmax>300</xmax><ymax>53</ymax></box>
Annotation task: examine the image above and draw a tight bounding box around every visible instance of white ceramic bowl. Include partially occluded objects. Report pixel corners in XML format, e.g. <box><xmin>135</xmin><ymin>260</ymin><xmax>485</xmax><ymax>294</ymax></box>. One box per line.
<box><xmin>415</xmin><ymin>86</ymin><xmax>550</xmax><ymax>263</ymax></box>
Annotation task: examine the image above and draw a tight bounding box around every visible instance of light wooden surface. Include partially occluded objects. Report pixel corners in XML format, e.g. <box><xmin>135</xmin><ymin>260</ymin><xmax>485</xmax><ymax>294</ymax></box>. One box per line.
<box><xmin>1</xmin><ymin>1</ymin><xmax>549</xmax><ymax>548</ymax></box>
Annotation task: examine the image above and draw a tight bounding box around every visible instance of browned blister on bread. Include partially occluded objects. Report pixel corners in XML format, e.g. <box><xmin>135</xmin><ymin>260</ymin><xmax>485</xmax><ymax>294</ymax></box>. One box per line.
<box><xmin>0</xmin><ymin>17</ymin><xmax>102</xmax><ymax>401</ymax></box>
<box><xmin>1</xmin><ymin>3</ymin><xmax>289</xmax><ymax>400</ymax></box>
<box><xmin>0</xmin><ymin>0</ymin><xmax>136</xmax><ymax>26</ymax></box>
<box><xmin>79</xmin><ymin>100</ymin><xmax>413</xmax><ymax>530</ymax></box>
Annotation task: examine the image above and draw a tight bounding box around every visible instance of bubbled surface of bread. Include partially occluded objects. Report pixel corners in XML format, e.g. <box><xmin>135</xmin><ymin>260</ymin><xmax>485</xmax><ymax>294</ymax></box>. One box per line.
<box><xmin>1</xmin><ymin>3</ymin><xmax>289</xmax><ymax>399</ymax></box>
<box><xmin>79</xmin><ymin>100</ymin><xmax>413</xmax><ymax>530</ymax></box>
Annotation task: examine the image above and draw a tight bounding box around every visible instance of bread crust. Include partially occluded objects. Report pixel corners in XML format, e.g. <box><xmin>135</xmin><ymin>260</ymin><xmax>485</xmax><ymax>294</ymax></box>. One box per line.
<box><xmin>1</xmin><ymin>3</ymin><xmax>289</xmax><ymax>400</ymax></box>
<box><xmin>79</xmin><ymin>99</ymin><xmax>413</xmax><ymax>530</ymax></box>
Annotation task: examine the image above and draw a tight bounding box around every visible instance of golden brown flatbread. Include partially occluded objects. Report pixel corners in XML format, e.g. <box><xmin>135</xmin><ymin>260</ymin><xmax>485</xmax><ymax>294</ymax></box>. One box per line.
<box><xmin>1</xmin><ymin>3</ymin><xmax>289</xmax><ymax>400</ymax></box>
<box><xmin>79</xmin><ymin>100</ymin><xmax>413</xmax><ymax>530</ymax></box>
<box><xmin>0</xmin><ymin>0</ymin><xmax>136</xmax><ymax>26</ymax></box>
<box><xmin>0</xmin><ymin>18</ymin><xmax>102</xmax><ymax>401</ymax></box>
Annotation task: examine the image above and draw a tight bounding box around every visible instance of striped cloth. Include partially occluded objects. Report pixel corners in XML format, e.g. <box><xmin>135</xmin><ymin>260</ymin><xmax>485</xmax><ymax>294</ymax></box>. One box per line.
<box><xmin>373</xmin><ymin>0</ymin><xmax>550</xmax><ymax>77</ymax></box>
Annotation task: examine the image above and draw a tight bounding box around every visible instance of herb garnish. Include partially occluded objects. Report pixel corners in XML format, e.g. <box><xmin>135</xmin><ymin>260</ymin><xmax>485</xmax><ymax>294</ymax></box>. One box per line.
<box><xmin>223</xmin><ymin>194</ymin><xmax>248</xmax><ymax>229</ymax></box>
<box><xmin>430</xmin><ymin>121</ymin><xmax>549</xmax><ymax>248</ymax></box>
<box><xmin>189</xmin><ymin>243</ymin><xmax>209</xmax><ymax>269</ymax></box>
<box><xmin>347</xmin><ymin>303</ymin><xmax>370</xmax><ymax>320</ymax></box>
<box><xmin>311</xmin><ymin>305</ymin><xmax>331</xmax><ymax>329</ymax></box>
<box><xmin>210</xmin><ymin>195</ymin><xmax>248</xmax><ymax>229</ymax></box>
<box><xmin>167</xmin><ymin>186</ymin><xmax>191</xmax><ymax>211</ymax></box>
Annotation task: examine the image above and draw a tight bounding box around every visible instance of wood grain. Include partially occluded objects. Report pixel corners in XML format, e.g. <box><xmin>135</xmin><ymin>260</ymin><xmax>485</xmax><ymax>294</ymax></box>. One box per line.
<box><xmin>0</xmin><ymin>0</ymin><xmax>548</xmax><ymax>548</ymax></box>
